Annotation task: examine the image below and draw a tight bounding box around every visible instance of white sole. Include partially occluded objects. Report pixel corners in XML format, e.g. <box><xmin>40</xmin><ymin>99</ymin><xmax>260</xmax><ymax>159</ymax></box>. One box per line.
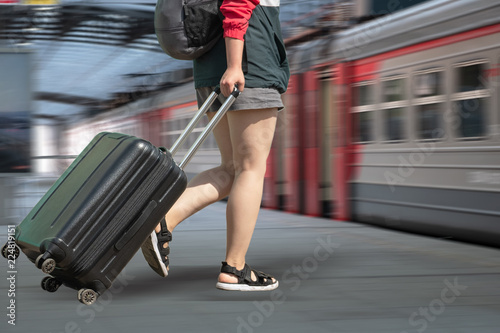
<box><xmin>216</xmin><ymin>281</ymin><xmax>279</xmax><ymax>291</ymax></box>
<box><xmin>140</xmin><ymin>231</ymin><xmax>168</xmax><ymax>277</ymax></box>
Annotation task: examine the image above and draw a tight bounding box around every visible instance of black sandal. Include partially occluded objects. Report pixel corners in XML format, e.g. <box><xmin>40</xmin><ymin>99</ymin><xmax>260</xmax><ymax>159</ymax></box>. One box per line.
<box><xmin>140</xmin><ymin>218</ymin><xmax>171</xmax><ymax>277</ymax></box>
<box><xmin>216</xmin><ymin>262</ymin><xmax>279</xmax><ymax>291</ymax></box>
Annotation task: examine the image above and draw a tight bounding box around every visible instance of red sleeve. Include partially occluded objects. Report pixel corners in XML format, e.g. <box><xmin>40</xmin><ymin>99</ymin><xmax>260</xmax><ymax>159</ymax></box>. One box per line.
<box><xmin>220</xmin><ymin>0</ymin><xmax>260</xmax><ymax>40</ymax></box>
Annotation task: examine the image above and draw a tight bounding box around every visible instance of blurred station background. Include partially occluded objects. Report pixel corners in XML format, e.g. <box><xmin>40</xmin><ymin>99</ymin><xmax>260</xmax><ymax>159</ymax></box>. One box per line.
<box><xmin>0</xmin><ymin>0</ymin><xmax>499</xmax><ymax>248</ymax></box>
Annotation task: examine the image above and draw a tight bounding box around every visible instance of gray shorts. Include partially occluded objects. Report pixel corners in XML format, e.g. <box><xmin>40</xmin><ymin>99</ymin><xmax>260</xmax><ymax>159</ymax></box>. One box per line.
<box><xmin>196</xmin><ymin>86</ymin><xmax>285</xmax><ymax>112</ymax></box>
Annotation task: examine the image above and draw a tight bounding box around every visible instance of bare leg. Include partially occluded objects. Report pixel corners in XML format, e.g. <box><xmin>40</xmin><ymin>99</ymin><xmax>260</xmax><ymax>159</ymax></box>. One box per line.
<box><xmin>147</xmin><ymin>107</ymin><xmax>278</xmax><ymax>285</ymax></box>
<box><xmin>142</xmin><ymin>111</ymin><xmax>235</xmax><ymax>276</ymax></box>
<box><xmin>218</xmin><ymin>108</ymin><xmax>278</xmax><ymax>284</ymax></box>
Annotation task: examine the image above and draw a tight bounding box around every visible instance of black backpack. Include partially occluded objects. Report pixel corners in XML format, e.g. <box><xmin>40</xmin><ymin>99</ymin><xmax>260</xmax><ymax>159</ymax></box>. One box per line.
<box><xmin>155</xmin><ymin>0</ymin><xmax>223</xmax><ymax>60</ymax></box>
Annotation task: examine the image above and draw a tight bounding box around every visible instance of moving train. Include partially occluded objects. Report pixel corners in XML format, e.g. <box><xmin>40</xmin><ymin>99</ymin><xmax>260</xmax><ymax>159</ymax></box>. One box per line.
<box><xmin>65</xmin><ymin>0</ymin><xmax>500</xmax><ymax>247</ymax></box>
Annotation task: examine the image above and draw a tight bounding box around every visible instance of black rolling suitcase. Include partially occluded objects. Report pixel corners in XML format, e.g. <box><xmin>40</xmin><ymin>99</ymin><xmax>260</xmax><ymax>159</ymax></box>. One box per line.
<box><xmin>1</xmin><ymin>87</ymin><xmax>238</xmax><ymax>305</ymax></box>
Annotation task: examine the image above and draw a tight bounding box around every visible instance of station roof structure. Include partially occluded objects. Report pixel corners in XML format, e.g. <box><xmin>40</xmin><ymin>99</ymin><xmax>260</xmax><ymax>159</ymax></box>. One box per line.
<box><xmin>0</xmin><ymin>0</ymin><xmax>340</xmax><ymax>123</ymax></box>
<box><xmin>0</xmin><ymin>2</ymin><xmax>192</xmax><ymax>123</ymax></box>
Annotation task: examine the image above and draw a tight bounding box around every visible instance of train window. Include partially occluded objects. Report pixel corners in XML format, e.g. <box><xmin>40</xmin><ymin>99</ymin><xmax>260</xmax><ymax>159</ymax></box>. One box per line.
<box><xmin>452</xmin><ymin>61</ymin><xmax>489</xmax><ymax>139</ymax></box>
<box><xmin>353</xmin><ymin>111</ymin><xmax>373</xmax><ymax>143</ymax></box>
<box><xmin>381</xmin><ymin>76</ymin><xmax>407</xmax><ymax>142</ymax></box>
<box><xmin>352</xmin><ymin>82</ymin><xmax>376</xmax><ymax>144</ymax></box>
<box><xmin>385</xmin><ymin>108</ymin><xmax>405</xmax><ymax>141</ymax></box>
<box><xmin>414</xmin><ymin>71</ymin><xmax>442</xmax><ymax>97</ymax></box>
<box><xmin>383</xmin><ymin>78</ymin><xmax>405</xmax><ymax>102</ymax></box>
<box><xmin>457</xmin><ymin>63</ymin><xmax>486</xmax><ymax>92</ymax></box>
<box><xmin>417</xmin><ymin>103</ymin><xmax>445</xmax><ymax>140</ymax></box>
<box><xmin>454</xmin><ymin>98</ymin><xmax>486</xmax><ymax>138</ymax></box>
<box><xmin>352</xmin><ymin>83</ymin><xmax>374</xmax><ymax>106</ymax></box>
<box><xmin>413</xmin><ymin>69</ymin><xmax>445</xmax><ymax>140</ymax></box>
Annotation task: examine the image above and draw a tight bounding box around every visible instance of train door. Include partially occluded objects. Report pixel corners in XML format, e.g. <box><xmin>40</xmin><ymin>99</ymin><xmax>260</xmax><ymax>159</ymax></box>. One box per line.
<box><xmin>333</xmin><ymin>62</ymin><xmax>352</xmax><ymax>221</ymax></box>
<box><xmin>497</xmin><ymin>57</ymin><xmax>500</xmax><ymax>140</ymax></box>
<box><xmin>281</xmin><ymin>71</ymin><xmax>321</xmax><ymax>216</ymax></box>
<box><xmin>274</xmin><ymin>108</ymin><xmax>287</xmax><ymax>210</ymax></box>
<box><xmin>302</xmin><ymin>71</ymin><xmax>321</xmax><ymax>217</ymax></box>
<box><xmin>319</xmin><ymin>68</ymin><xmax>335</xmax><ymax>217</ymax></box>
<box><xmin>283</xmin><ymin>74</ymin><xmax>301</xmax><ymax>214</ymax></box>
<box><xmin>262</xmin><ymin>87</ymin><xmax>291</xmax><ymax>209</ymax></box>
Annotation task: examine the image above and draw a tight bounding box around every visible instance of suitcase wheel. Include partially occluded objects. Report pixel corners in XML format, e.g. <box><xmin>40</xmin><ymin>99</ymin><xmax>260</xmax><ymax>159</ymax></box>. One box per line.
<box><xmin>35</xmin><ymin>254</ymin><xmax>56</xmax><ymax>274</ymax></box>
<box><xmin>41</xmin><ymin>276</ymin><xmax>62</xmax><ymax>293</ymax></box>
<box><xmin>78</xmin><ymin>288</ymin><xmax>99</xmax><ymax>305</ymax></box>
<box><xmin>2</xmin><ymin>242</ymin><xmax>20</xmax><ymax>260</ymax></box>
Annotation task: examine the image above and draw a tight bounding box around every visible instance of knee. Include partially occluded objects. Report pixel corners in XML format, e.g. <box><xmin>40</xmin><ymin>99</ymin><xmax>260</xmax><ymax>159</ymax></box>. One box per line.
<box><xmin>234</xmin><ymin>157</ymin><xmax>267</xmax><ymax>178</ymax></box>
<box><xmin>233</xmin><ymin>145</ymin><xmax>268</xmax><ymax>174</ymax></box>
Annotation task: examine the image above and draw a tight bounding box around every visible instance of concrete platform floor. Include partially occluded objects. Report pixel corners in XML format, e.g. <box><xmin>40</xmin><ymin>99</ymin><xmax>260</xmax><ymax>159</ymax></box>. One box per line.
<box><xmin>1</xmin><ymin>201</ymin><xmax>499</xmax><ymax>333</ymax></box>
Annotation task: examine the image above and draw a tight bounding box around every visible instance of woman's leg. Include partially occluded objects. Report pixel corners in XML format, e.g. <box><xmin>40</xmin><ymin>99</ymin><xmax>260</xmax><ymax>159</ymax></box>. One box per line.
<box><xmin>218</xmin><ymin>108</ymin><xmax>278</xmax><ymax>283</ymax></box>
<box><xmin>142</xmin><ymin>111</ymin><xmax>235</xmax><ymax>277</ymax></box>
<box><xmin>144</xmin><ymin>106</ymin><xmax>278</xmax><ymax>284</ymax></box>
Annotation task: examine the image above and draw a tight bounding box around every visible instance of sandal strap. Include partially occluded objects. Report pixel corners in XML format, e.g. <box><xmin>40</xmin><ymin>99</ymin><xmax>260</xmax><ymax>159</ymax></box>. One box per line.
<box><xmin>220</xmin><ymin>262</ymin><xmax>252</xmax><ymax>283</ymax></box>
<box><xmin>252</xmin><ymin>269</ymin><xmax>275</xmax><ymax>286</ymax></box>
<box><xmin>160</xmin><ymin>255</ymin><xmax>170</xmax><ymax>266</ymax></box>
<box><xmin>158</xmin><ymin>246</ymin><xmax>170</xmax><ymax>257</ymax></box>
<box><xmin>157</xmin><ymin>218</ymin><xmax>172</xmax><ymax>243</ymax></box>
<box><xmin>156</xmin><ymin>217</ymin><xmax>171</xmax><ymax>266</ymax></box>
<box><xmin>220</xmin><ymin>262</ymin><xmax>275</xmax><ymax>286</ymax></box>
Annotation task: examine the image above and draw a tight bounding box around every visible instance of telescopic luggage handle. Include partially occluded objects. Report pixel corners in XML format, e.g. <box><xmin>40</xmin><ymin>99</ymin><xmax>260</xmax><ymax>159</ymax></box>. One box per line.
<box><xmin>169</xmin><ymin>86</ymin><xmax>240</xmax><ymax>169</ymax></box>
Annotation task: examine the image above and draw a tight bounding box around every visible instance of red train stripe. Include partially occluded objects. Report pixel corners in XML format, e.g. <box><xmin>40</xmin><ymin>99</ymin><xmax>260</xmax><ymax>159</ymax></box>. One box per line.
<box><xmin>356</xmin><ymin>23</ymin><xmax>500</xmax><ymax>66</ymax></box>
